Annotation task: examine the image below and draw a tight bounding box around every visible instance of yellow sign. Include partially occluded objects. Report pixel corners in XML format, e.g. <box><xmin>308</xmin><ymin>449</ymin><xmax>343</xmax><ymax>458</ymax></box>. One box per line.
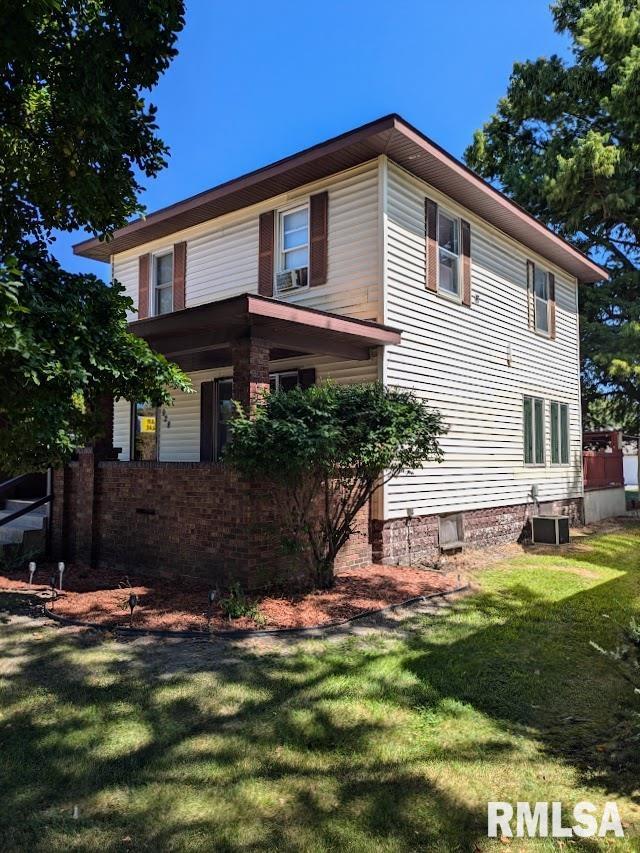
<box><xmin>139</xmin><ymin>417</ymin><xmax>156</xmax><ymax>433</ymax></box>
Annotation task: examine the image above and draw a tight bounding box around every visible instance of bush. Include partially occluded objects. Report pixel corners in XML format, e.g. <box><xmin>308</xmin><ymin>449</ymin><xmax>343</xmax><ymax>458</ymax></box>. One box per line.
<box><xmin>226</xmin><ymin>382</ymin><xmax>445</xmax><ymax>589</ymax></box>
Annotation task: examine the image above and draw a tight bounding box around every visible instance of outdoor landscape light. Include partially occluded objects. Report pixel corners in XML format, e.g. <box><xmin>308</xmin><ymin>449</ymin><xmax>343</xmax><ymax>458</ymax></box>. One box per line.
<box><xmin>28</xmin><ymin>561</ymin><xmax>36</xmax><ymax>587</ymax></box>
<box><xmin>128</xmin><ymin>593</ymin><xmax>138</xmax><ymax>626</ymax></box>
<box><xmin>58</xmin><ymin>561</ymin><xmax>65</xmax><ymax>591</ymax></box>
<box><xmin>207</xmin><ymin>588</ymin><xmax>218</xmax><ymax>623</ymax></box>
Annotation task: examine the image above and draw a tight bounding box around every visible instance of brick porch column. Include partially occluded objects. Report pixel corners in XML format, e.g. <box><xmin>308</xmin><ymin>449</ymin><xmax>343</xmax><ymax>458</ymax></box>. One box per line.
<box><xmin>231</xmin><ymin>336</ymin><xmax>270</xmax><ymax>414</ymax></box>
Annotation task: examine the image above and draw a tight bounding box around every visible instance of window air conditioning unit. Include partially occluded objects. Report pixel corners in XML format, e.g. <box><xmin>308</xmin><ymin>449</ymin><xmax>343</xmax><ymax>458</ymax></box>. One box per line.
<box><xmin>531</xmin><ymin>515</ymin><xmax>570</xmax><ymax>545</ymax></box>
<box><xmin>276</xmin><ymin>269</ymin><xmax>300</xmax><ymax>292</ymax></box>
<box><xmin>277</xmin><ymin>267</ymin><xmax>308</xmax><ymax>293</ymax></box>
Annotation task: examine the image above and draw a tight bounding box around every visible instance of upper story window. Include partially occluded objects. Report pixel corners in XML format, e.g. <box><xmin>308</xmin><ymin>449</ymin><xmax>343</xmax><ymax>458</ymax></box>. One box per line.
<box><xmin>533</xmin><ymin>266</ymin><xmax>550</xmax><ymax>334</ymax></box>
<box><xmin>276</xmin><ymin>204</ymin><xmax>309</xmax><ymax>293</ymax></box>
<box><xmin>153</xmin><ymin>251</ymin><xmax>173</xmax><ymax>316</ymax></box>
<box><xmin>438</xmin><ymin>210</ymin><xmax>460</xmax><ymax>298</ymax></box>
<box><xmin>550</xmin><ymin>401</ymin><xmax>570</xmax><ymax>465</ymax></box>
<box><xmin>523</xmin><ymin>395</ymin><xmax>545</xmax><ymax>466</ymax></box>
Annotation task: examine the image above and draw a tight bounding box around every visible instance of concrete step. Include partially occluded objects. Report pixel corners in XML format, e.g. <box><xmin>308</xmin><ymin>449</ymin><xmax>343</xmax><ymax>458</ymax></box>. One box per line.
<box><xmin>0</xmin><ymin>510</ymin><xmax>47</xmax><ymax>530</ymax></box>
<box><xmin>3</xmin><ymin>499</ymin><xmax>48</xmax><ymax>515</ymax></box>
<box><xmin>0</xmin><ymin>525</ymin><xmax>26</xmax><ymax>544</ymax></box>
<box><xmin>0</xmin><ymin>526</ymin><xmax>46</xmax><ymax>553</ymax></box>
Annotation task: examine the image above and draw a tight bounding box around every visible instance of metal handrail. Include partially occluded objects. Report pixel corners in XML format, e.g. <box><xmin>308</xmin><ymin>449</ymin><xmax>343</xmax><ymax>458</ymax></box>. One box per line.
<box><xmin>0</xmin><ymin>494</ymin><xmax>52</xmax><ymax>527</ymax></box>
<box><xmin>0</xmin><ymin>474</ymin><xmax>30</xmax><ymax>499</ymax></box>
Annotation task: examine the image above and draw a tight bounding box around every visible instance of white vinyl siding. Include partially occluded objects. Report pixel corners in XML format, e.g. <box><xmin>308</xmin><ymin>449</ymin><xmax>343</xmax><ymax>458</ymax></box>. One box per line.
<box><xmin>110</xmin><ymin>161</ymin><xmax>379</xmax><ymax>324</ymax></box>
<box><xmin>382</xmin><ymin>160</ymin><xmax>583</xmax><ymax>518</ymax></box>
<box><xmin>113</xmin><ymin>398</ymin><xmax>131</xmax><ymax>460</ymax></box>
<box><xmin>112</xmin><ymin>256</ymin><xmax>139</xmax><ymax>322</ymax></box>
<box><xmin>113</xmin><ymin>354</ymin><xmax>378</xmax><ymax>462</ymax></box>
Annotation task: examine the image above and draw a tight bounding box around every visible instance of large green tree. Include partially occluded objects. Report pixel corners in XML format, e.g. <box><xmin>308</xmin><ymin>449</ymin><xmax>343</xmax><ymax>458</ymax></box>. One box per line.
<box><xmin>465</xmin><ymin>0</ymin><xmax>640</xmax><ymax>431</ymax></box>
<box><xmin>0</xmin><ymin>0</ymin><xmax>190</xmax><ymax>474</ymax></box>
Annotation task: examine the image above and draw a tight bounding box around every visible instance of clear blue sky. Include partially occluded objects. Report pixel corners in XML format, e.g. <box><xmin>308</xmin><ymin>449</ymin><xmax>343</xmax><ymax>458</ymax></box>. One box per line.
<box><xmin>55</xmin><ymin>0</ymin><xmax>568</xmax><ymax>280</ymax></box>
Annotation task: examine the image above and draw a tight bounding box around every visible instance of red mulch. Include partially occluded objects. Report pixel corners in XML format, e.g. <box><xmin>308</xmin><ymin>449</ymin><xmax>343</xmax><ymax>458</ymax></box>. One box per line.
<box><xmin>0</xmin><ymin>562</ymin><xmax>460</xmax><ymax>633</ymax></box>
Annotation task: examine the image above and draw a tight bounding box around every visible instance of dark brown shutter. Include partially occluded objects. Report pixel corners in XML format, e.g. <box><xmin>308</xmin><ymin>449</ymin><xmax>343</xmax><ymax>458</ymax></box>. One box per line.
<box><xmin>173</xmin><ymin>242</ymin><xmax>187</xmax><ymax>310</ymax></box>
<box><xmin>200</xmin><ymin>381</ymin><xmax>214</xmax><ymax>462</ymax></box>
<box><xmin>298</xmin><ymin>367</ymin><xmax>316</xmax><ymax>389</ymax></box>
<box><xmin>526</xmin><ymin>260</ymin><xmax>535</xmax><ymax>329</ymax></box>
<box><xmin>425</xmin><ymin>198</ymin><xmax>438</xmax><ymax>292</ymax></box>
<box><xmin>548</xmin><ymin>272</ymin><xmax>556</xmax><ymax>339</ymax></box>
<box><xmin>310</xmin><ymin>191</ymin><xmax>328</xmax><ymax>286</ymax></box>
<box><xmin>138</xmin><ymin>254</ymin><xmax>150</xmax><ymax>319</ymax></box>
<box><xmin>258</xmin><ymin>211</ymin><xmax>275</xmax><ymax>296</ymax></box>
<box><xmin>461</xmin><ymin>219</ymin><xmax>472</xmax><ymax>307</ymax></box>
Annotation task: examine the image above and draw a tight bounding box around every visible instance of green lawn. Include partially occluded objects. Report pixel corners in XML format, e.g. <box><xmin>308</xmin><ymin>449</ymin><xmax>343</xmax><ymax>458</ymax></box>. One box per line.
<box><xmin>1</xmin><ymin>527</ymin><xmax>640</xmax><ymax>852</ymax></box>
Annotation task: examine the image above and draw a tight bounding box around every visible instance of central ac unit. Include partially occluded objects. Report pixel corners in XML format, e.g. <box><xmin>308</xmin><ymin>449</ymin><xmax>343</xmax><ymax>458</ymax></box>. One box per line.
<box><xmin>532</xmin><ymin>515</ymin><xmax>570</xmax><ymax>545</ymax></box>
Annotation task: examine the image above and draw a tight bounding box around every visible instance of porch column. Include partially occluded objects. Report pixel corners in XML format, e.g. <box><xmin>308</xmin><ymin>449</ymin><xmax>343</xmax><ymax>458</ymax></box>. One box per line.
<box><xmin>231</xmin><ymin>336</ymin><xmax>270</xmax><ymax>414</ymax></box>
<box><xmin>93</xmin><ymin>394</ymin><xmax>116</xmax><ymax>459</ymax></box>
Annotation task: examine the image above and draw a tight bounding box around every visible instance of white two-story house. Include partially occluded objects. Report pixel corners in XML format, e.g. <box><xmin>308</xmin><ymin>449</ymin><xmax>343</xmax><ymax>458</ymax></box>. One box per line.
<box><xmin>66</xmin><ymin>115</ymin><xmax>606</xmax><ymax>582</ymax></box>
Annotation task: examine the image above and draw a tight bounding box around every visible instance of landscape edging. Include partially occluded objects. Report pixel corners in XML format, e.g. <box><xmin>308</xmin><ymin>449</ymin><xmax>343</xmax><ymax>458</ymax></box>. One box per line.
<box><xmin>35</xmin><ymin>583</ymin><xmax>470</xmax><ymax>640</ymax></box>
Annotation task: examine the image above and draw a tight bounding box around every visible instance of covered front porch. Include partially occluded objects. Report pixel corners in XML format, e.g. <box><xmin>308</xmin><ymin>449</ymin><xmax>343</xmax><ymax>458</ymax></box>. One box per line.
<box><xmin>51</xmin><ymin>296</ymin><xmax>401</xmax><ymax>588</ymax></box>
<box><xmin>118</xmin><ymin>293</ymin><xmax>401</xmax><ymax>463</ymax></box>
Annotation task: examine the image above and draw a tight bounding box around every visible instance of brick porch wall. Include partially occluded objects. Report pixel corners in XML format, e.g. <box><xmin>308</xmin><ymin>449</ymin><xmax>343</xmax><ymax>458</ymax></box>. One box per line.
<box><xmin>54</xmin><ymin>457</ymin><xmax>372</xmax><ymax>590</ymax></box>
<box><xmin>371</xmin><ymin>497</ymin><xmax>584</xmax><ymax>565</ymax></box>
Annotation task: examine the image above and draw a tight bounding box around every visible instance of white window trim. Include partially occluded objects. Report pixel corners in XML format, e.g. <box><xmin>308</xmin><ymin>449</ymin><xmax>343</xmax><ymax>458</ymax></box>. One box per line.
<box><xmin>152</xmin><ymin>249</ymin><xmax>174</xmax><ymax>317</ymax></box>
<box><xmin>533</xmin><ymin>267</ymin><xmax>551</xmax><ymax>338</ymax></box>
<box><xmin>275</xmin><ymin>202</ymin><xmax>310</xmax><ymax>294</ymax></box>
<box><xmin>550</xmin><ymin>400</ymin><xmax>570</xmax><ymax>466</ymax></box>
<box><xmin>523</xmin><ymin>394</ymin><xmax>546</xmax><ymax>467</ymax></box>
<box><xmin>436</xmin><ymin>208</ymin><xmax>462</xmax><ymax>303</ymax></box>
<box><xmin>270</xmin><ymin>370</ymin><xmax>299</xmax><ymax>392</ymax></box>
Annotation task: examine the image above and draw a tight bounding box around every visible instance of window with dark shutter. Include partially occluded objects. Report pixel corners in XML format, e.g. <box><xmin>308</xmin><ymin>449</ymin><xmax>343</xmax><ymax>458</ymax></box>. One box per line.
<box><xmin>200</xmin><ymin>381</ymin><xmax>214</xmax><ymax>462</ymax></box>
<box><xmin>309</xmin><ymin>191</ymin><xmax>328</xmax><ymax>286</ymax></box>
<box><xmin>138</xmin><ymin>254</ymin><xmax>150</xmax><ymax>319</ymax></box>
<box><xmin>425</xmin><ymin>198</ymin><xmax>438</xmax><ymax>292</ymax></box>
<box><xmin>173</xmin><ymin>242</ymin><xmax>187</xmax><ymax>310</ymax></box>
<box><xmin>461</xmin><ymin>218</ymin><xmax>472</xmax><ymax>306</ymax></box>
<box><xmin>258</xmin><ymin>211</ymin><xmax>275</xmax><ymax>296</ymax></box>
<box><xmin>298</xmin><ymin>367</ymin><xmax>316</xmax><ymax>389</ymax></box>
<box><xmin>548</xmin><ymin>272</ymin><xmax>556</xmax><ymax>339</ymax></box>
<box><xmin>526</xmin><ymin>260</ymin><xmax>535</xmax><ymax>330</ymax></box>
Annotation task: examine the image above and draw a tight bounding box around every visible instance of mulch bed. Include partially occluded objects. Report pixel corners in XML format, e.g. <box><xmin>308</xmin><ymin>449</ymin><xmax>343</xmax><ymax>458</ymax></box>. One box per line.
<box><xmin>0</xmin><ymin>562</ymin><xmax>461</xmax><ymax>632</ymax></box>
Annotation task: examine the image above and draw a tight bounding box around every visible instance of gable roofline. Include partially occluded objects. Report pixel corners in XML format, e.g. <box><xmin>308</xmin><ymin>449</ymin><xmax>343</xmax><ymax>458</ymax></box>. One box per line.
<box><xmin>73</xmin><ymin>113</ymin><xmax>608</xmax><ymax>283</ymax></box>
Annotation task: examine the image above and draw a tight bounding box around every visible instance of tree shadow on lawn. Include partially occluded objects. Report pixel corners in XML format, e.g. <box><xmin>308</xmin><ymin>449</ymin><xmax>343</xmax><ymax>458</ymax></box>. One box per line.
<box><xmin>1</xmin><ymin>528</ymin><xmax>639</xmax><ymax>851</ymax></box>
<box><xmin>0</xmin><ymin>604</ymin><xmax>497</xmax><ymax>852</ymax></box>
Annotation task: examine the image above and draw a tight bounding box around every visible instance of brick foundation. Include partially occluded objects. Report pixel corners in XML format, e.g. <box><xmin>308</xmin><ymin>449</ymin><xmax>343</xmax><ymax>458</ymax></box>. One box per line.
<box><xmin>52</xmin><ymin>450</ymin><xmax>583</xmax><ymax>588</ymax></box>
<box><xmin>371</xmin><ymin>498</ymin><xmax>584</xmax><ymax>565</ymax></box>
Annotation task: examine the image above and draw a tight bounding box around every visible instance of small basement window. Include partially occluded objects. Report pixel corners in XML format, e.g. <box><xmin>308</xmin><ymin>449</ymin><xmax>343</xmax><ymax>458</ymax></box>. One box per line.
<box><xmin>439</xmin><ymin>512</ymin><xmax>464</xmax><ymax>550</ymax></box>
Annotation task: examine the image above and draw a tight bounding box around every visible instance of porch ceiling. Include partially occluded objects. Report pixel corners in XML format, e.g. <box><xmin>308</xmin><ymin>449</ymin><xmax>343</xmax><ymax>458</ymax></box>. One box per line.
<box><xmin>129</xmin><ymin>293</ymin><xmax>402</xmax><ymax>372</ymax></box>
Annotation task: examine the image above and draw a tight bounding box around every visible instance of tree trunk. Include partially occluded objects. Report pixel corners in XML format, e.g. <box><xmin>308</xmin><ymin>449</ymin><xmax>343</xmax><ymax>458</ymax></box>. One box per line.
<box><xmin>315</xmin><ymin>557</ymin><xmax>335</xmax><ymax>590</ymax></box>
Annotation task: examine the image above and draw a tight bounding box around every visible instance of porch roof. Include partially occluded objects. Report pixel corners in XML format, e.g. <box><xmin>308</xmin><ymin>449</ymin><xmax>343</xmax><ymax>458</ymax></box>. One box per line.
<box><xmin>129</xmin><ymin>293</ymin><xmax>402</xmax><ymax>372</ymax></box>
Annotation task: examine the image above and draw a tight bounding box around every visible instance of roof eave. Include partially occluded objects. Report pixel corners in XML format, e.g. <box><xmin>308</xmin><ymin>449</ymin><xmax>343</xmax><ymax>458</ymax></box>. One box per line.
<box><xmin>73</xmin><ymin>113</ymin><xmax>609</xmax><ymax>283</ymax></box>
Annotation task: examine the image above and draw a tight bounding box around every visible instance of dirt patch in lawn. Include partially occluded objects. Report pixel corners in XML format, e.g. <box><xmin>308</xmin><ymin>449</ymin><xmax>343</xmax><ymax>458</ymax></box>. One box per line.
<box><xmin>0</xmin><ymin>563</ymin><xmax>460</xmax><ymax>632</ymax></box>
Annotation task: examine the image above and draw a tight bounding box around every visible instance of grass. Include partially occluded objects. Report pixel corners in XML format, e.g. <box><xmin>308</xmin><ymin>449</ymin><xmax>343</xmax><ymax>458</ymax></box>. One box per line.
<box><xmin>1</xmin><ymin>527</ymin><xmax>639</xmax><ymax>852</ymax></box>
